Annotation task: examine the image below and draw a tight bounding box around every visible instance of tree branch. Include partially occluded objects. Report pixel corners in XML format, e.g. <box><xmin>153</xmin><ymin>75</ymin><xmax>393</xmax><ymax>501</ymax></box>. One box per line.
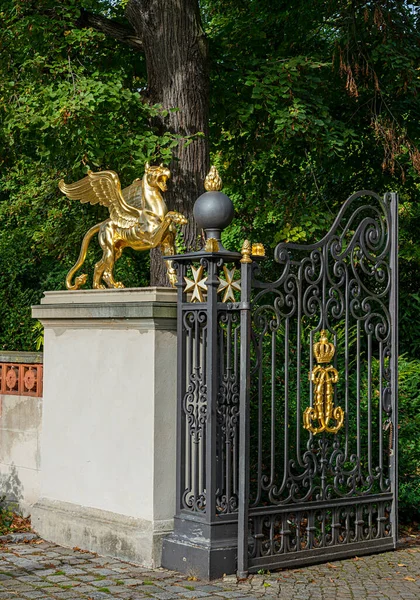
<box><xmin>77</xmin><ymin>9</ymin><xmax>143</xmax><ymax>51</ymax></box>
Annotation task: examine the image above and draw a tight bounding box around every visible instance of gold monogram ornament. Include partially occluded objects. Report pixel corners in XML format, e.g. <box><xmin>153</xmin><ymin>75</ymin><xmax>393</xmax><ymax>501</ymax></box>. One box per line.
<box><xmin>303</xmin><ymin>330</ymin><xmax>344</xmax><ymax>435</ymax></box>
<box><xmin>59</xmin><ymin>163</ymin><xmax>187</xmax><ymax>290</ymax></box>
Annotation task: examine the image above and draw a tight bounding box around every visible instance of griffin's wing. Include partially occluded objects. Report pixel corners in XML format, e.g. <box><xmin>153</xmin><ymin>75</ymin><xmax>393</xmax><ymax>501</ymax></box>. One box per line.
<box><xmin>58</xmin><ymin>170</ymin><xmax>141</xmax><ymax>229</ymax></box>
<box><xmin>122</xmin><ymin>178</ymin><xmax>144</xmax><ymax>210</ymax></box>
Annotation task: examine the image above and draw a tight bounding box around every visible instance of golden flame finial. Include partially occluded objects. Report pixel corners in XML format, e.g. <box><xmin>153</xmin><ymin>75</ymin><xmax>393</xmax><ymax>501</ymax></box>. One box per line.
<box><xmin>204</xmin><ymin>166</ymin><xmax>223</xmax><ymax>192</ymax></box>
<box><xmin>313</xmin><ymin>330</ymin><xmax>336</xmax><ymax>364</ymax></box>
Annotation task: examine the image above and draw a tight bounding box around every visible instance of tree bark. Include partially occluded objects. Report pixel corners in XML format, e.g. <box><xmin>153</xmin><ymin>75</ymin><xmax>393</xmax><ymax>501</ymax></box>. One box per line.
<box><xmin>125</xmin><ymin>0</ymin><xmax>209</xmax><ymax>286</ymax></box>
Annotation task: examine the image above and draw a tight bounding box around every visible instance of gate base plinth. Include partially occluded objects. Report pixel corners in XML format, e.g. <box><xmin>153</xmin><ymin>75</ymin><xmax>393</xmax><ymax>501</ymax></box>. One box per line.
<box><xmin>161</xmin><ymin>517</ymin><xmax>238</xmax><ymax>580</ymax></box>
<box><xmin>31</xmin><ymin>287</ymin><xmax>178</xmax><ymax>567</ymax></box>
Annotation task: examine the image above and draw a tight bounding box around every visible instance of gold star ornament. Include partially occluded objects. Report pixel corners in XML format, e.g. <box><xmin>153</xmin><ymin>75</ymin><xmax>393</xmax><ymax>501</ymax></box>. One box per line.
<box><xmin>184</xmin><ymin>265</ymin><xmax>208</xmax><ymax>302</ymax></box>
<box><xmin>218</xmin><ymin>266</ymin><xmax>241</xmax><ymax>303</ymax></box>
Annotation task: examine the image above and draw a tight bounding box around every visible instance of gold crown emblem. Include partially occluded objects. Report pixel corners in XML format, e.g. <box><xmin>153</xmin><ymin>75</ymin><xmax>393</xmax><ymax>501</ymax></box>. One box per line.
<box><xmin>313</xmin><ymin>330</ymin><xmax>335</xmax><ymax>364</ymax></box>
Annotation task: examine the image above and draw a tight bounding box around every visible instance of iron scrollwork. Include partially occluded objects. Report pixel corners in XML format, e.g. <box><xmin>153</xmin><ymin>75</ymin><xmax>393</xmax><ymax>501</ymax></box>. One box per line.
<box><xmin>238</xmin><ymin>190</ymin><xmax>398</xmax><ymax>573</ymax></box>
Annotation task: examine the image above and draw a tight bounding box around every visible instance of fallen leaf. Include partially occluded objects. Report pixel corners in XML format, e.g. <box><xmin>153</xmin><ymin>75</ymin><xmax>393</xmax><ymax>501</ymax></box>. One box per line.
<box><xmin>327</xmin><ymin>563</ymin><xmax>338</xmax><ymax>569</ymax></box>
<box><xmin>398</xmin><ymin>563</ymin><xmax>407</xmax><ymax>567</ymax></box>
<box><xmin>404</xmin><ymin>576</ymin><xmax>416</xmax><ymax>582</ymax></box>
<box><xmin>187</xmin><ymin>576</ymin><xmax>198</xmax><ymax>581</ymax></box>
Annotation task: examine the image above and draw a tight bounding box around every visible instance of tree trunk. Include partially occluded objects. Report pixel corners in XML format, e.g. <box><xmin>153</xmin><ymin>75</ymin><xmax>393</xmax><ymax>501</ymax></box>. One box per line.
<box><xmin>125</xmin><ymin>0</ymin><xmax>209</xmax><ymax>286</ymax></box>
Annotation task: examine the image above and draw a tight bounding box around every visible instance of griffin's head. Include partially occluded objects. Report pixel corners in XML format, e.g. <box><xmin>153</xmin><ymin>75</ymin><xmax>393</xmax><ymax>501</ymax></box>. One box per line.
<box><xmin>145</xmin><ymin>162</ymin><xmax>171</xmax><ymax>192</ymax></box>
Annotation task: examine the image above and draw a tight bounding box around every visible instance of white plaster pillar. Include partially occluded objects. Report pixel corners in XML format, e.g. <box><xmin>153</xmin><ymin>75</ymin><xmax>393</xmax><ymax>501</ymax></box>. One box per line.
<box><xmin>31</xmin><ymin>287</ymin><xmax>177</xmax><ymax>567</ymax></box>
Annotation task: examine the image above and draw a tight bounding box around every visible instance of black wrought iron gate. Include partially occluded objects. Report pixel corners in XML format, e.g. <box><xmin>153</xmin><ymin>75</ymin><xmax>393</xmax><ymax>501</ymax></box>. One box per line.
<box><xmin>237</xmin><ymin>191</ymin><xmax>398</xmax><ymax>575</ymax></box>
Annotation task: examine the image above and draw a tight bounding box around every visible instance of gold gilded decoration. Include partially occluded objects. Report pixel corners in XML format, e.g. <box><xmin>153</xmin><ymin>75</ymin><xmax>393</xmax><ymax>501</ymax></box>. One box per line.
<box><xmin>59</xmin><ymin>164</ymin><xmax>187</xmax><ymax>290</ymax></box>
<box><xmin>313</xmin><ymin>330</ymin><xmax>336</xmax><ymax>364</ymax></box>
<box><xmin>252</xmin><ymin>242</ymin><xmax>266</xmax><ymax>257</ymax></box>
<box><xmin>303</xmin><ymin>330</ymin><xmax>344</xmax><ymax>435</ymax></box>
<box><xmin>240</xmin><ymin>239</ymin><xmax>252</xmax><ymax>264</ymax></box>
<box><xmin>184</xmin><ymin>265</ymin><xmax>208</xmax><ymax>302</ymax></box>
<box><xmin>205</xmin><ymin>237</ymin><xmax>220</xmax><ymax>252</ymax></box>
<box><xmin>218</xmin><ymin>266</ymin><xmax>241</xmax><ymax>303</ymax></box>
<box><xmin>204</xmin><ymin>166</ymin><xmax>223</xmax><ymax>192</ymax></box>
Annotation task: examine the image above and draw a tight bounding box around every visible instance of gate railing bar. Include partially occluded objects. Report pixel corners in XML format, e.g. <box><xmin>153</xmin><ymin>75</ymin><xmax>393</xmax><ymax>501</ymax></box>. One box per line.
<box><xmin>390</xmin><ymin>192</ymin><xmax>399</xmax><ymax>547</ymax></box>
<box><xmin>247</xmin><ymin>492</ymin><xmax>394</xmax><ymax>516</ymax></box>
<box><xmin>175</xmin><ymin>262</ymin><xmax>187</xmax><ymax>516</ymax></box>
<box><xmin>206</xmin><ymin>258</ymin><xmax>219</xmax><ymax>523</ymax></box>
<box><xmin>237</xmin><ymin>258</ymin><xmax>252</xmax><ymax>578</ymax></box>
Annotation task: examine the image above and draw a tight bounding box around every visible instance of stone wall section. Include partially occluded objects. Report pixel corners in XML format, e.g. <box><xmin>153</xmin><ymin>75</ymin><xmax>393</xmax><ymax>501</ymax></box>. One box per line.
<box><xmin>0</xmin><ymin>351</ymin><xmax>43</xmax><ymax>515</ymax></box>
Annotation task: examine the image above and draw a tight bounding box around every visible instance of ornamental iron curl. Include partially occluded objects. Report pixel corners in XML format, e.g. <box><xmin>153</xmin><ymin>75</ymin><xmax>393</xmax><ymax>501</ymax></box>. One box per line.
<box><xmin>303</xmin><ymin>330</ymin><xmax>344</xmax><ymax>435</ymax></box>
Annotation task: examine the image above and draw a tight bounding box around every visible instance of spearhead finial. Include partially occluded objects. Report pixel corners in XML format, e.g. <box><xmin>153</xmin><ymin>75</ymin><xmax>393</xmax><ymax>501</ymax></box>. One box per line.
<box><xmin>204</xmin><ymin>166</ymin><xmax>223</xmax><ymax>192</ymax></box>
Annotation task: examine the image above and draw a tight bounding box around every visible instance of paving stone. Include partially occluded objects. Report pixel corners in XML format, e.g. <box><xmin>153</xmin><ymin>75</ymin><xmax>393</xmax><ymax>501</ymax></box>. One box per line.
<box><xmin>0</xmin><ymin>540</ymin><xmax>420</xmax><ymax>599</ymax></box>
<box><xmin>132</xmin><ymin>581</ymin><xmax>159</xmax><ymax>589</ymax></box>
<box><xmin>78</xmin><ymin>574</ymin><xmax>100</xmax><ymax>582</ymax></box>
<box><xmin>91</xmin><ymin>578</ymin><xmax>119</xmax><ymax>587</ymax></box>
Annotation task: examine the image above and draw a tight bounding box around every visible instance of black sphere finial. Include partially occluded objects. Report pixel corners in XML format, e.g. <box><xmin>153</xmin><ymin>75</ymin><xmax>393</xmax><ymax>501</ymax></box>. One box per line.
<box><xmin>193</xmin><ymin>167</ymin><xmax>234</xmax><ymax>244</ymax></box>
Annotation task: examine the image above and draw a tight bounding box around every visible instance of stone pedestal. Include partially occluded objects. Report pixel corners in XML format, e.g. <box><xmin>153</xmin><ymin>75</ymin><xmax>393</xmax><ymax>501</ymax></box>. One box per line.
<box><xmin>31</xmin><ymin>287</ymin><xmax>177</xmax><ymax>567</ymax></box>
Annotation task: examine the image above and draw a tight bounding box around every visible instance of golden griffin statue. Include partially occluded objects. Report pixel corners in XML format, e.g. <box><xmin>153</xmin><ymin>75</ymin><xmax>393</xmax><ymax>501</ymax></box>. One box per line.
<box><xmin>303</xmin><ymin>330</ymin><xmax>345</xmax><ymax>435</ymax></box>
<box><xmin>59</xmin><ymin>163</ymin><xmax>187</xmax><ymax>289</ymax></box>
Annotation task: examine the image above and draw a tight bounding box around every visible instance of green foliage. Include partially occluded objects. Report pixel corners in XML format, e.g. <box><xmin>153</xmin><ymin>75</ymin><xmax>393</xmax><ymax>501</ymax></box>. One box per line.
<box><xmin>398</xmin><ymin>357</ymin><xmax>420</xmax><ymax>522</ymax></box>
<box><xmin>1</xmin><ymin>0</ymin><xmax>420</xmax><ymax>355</ymax></box>
<box><xmin>0</xmin><ymin>496</ymin><xmax>14</xmax><ymax>535</ymax></box>
<box><xmin>0</xmin><ymin>1</ymin><xmax>177</xmax><ymax>349</ymax></box>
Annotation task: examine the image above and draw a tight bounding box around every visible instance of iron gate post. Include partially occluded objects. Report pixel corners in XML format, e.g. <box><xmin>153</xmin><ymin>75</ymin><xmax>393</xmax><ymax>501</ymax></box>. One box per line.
<box><xmin>160</xmin><ymin>248</ymin><xmax>242</xmax><ymax>579</ymax></box>
<box><xmin>161</xmin><ymin>171</ymin><xmax>243</xmax><ymax>579</ymax></box>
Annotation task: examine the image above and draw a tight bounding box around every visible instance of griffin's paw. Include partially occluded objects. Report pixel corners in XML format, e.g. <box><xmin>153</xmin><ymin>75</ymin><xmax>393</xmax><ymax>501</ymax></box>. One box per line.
<box><xmin>167</xmin><ymin>211</ymin><xmax>188</xmax><ymax>225</ymax></box>
<box><xmin>75</xmin><ymin>274</ymin><xmax>88</xmax><ymax>288</ymax></box>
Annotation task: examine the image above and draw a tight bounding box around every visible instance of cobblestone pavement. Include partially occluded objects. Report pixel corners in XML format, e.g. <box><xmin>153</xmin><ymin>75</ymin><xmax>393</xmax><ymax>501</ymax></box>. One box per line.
<box><xmin>1</xmin><ymin>539</ymin><xmax>420</xmax><ymax>600</ymax></box>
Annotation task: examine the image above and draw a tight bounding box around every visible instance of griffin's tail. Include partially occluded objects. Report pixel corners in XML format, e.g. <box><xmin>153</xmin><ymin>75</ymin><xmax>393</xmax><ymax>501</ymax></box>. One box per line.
<box><xmin>66</xmin><ymin>223</ymin><xmax>101</xmax><ymax>290</ymax></box>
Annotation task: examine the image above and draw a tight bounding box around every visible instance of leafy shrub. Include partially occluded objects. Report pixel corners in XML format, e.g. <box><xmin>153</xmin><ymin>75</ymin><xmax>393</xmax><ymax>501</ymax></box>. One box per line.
<box><xmin>398</xmin><ymin>356</ymin><xmax>420</xmax><ymax>523</ymax></box>
<box><xmin>0</xmin><ymin>496</ymin><xmax>15</xmax><ymax>535</ymax></box>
